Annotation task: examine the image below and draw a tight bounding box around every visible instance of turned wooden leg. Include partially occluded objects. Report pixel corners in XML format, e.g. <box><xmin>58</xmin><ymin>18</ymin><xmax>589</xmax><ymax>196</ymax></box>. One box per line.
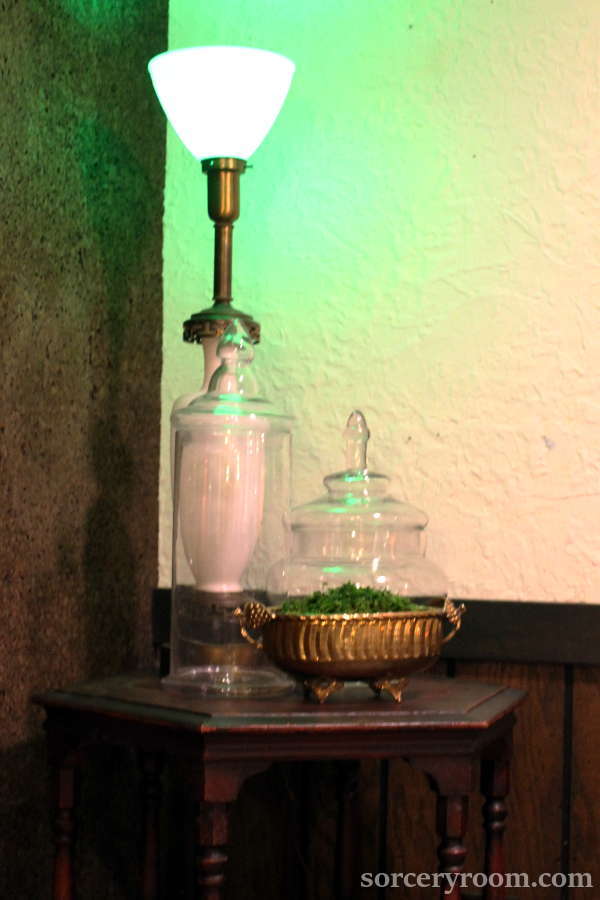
<box><xmin>196</xmin><ymin>802</ymin><xmax>230</xmax><ymax>900</ymax></box>
<box><xmin>408</xmin><ymin>755</ymin><xmax>476</xmax><ymax>900</ymax></box>
<box><xmin>436</xmin><ymin>794</ymin><xmax>469</xmax><ymax>899</ymax></box>
<box><xmin>140</xmin><ymin>752</ymin><xmax>163</xmax><ymax>900</ymax></box>
<box><xmin>482</xmin><ymin>741</ymin><xmax>511</xmax><ymax>900</ymax></box>
<box><xmin>53</xmin><ymin>763</ymin><xmax>76</xmax><ymax>900</ymax></box>
<box><xmin>190</xmin><ymin>760</ymin><xmax>270</xmax><ymax>900</ymax></box>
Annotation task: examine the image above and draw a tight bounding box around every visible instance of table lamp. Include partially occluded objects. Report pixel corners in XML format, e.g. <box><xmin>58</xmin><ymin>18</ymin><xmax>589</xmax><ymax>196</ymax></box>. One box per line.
<box><xmin>148</xmin><ymin>45</ymin><xmax>295</xmax><ymax>357</ymax></box>
<box><xmin>148</xmin><ymin>46</ymin><xmax>296</xmax><ymax>695</ymax></box>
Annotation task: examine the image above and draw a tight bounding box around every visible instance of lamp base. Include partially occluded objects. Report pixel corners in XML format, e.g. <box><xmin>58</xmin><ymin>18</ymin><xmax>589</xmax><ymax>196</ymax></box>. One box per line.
<box><xmin>162</xmin><ymin>663</ymin><xmax>295</xmax><ymax>698</ymax></box>
<box><xmin>183</xmin><ymin>300</ymin><xmax>260</xmax><ymax>344</ymax></box>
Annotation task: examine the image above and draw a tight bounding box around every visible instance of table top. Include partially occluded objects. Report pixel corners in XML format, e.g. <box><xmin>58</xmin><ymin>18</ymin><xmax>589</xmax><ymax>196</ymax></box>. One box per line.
<box><xmin>35</xmin><ymin>672</ymin><xmax>525</xmax><ymax>735</ymax></box>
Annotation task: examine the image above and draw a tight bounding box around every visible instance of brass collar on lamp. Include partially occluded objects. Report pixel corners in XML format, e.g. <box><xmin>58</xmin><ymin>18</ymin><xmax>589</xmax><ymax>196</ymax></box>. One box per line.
<box><xmin>183</xmin><ymin>157</ymin><xmax>260</xmax><ymax>344</ymax></box>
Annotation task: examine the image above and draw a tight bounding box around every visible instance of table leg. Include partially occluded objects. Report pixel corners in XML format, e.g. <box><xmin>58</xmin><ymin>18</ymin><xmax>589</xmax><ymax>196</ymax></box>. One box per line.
<box><xmin>140</xmin><ymin>752</ymin><xmax>163</xmax><ymax>900</ymax></box>
<box><xmin>436</xmin><ymin>794</ymin><xmax>469</xmax><ymax>900</ymax></box>
<box><xmin>408</xmin><ymin>756</ymin><xmax>476</xmax><ymax>900</ymax></box>
<box><xmin>481</xmin><ymin>740</ymin><xmax>511</xmax><ymax>900</ymax></box>
<box><xmin>196</xmin><ymin>802</ymin><xmax>230</xmax><ymax>900</ymax></box>
<box><xmin>191</xmin><ymin>760</ymin><xmax>270</xmax><ymax>900</ymax></box>
<box><xmin>53</xmin><ymin>762</ymin><xmax>76</xmax><ymax>900</ymax></box>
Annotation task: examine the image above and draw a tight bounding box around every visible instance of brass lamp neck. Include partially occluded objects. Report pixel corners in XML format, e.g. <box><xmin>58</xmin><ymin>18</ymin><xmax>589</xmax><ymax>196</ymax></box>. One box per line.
<box><xmin>202</xmin><ymin>157</ymin><xmax>247</xmax><ymax>304</ymax></box>
<box><xmin>182</xmin><ymin>157</ymin><xmax>259</xmax><ymax>345</ymax></box>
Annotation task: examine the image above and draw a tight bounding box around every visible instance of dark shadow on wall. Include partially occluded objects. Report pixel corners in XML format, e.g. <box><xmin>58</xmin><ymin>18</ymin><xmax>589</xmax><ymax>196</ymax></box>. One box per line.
<box><xmin>76</xmin><ymin>116</ymin><xmax>153</xmax><ymax>676</ymax></box>
<box><xmin>0</xmin><ymin>0</ymin><xmax>167</xmax><ymax>896</ymax></box>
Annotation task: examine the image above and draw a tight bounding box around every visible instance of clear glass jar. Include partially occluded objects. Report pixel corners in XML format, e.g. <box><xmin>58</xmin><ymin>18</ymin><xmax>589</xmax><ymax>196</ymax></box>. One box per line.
<box><xmin>165</xmin><ymin>322</ymin><xmax>294</xmax><ymax>696</ymax></box>
<box><xmin>267</xmin><ymin>410</ymin><xmax>448</xmax><ymax>605</ymax></box>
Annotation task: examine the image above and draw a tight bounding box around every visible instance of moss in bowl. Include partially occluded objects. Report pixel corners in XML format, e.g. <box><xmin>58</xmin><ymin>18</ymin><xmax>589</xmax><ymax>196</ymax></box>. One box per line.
<box><xmin>238</xmin><ymin>585</ymin><xmax>464</xmax><ymax>702</ymax></box>
<box><xmin>279</xmin><ymin>582</ymin><xmax>423</xmax><ymax>615</ymax></box>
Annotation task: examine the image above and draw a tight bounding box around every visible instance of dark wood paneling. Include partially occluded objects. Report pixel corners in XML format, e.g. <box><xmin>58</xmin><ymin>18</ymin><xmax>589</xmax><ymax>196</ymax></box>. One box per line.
<box><xmin>354</xmin><ymin>760</ymin><xmax>384</xmax><ymax>900</ymax></box>
<box><xmin>226</xmin><ymin>764</ymin><xmax>302</xmax><ymax>900</ymax></box>
<box><xmin>386</xmin><ymin>759</ymin><xmax>438</xmax><ymax>899</ymax></box>
<box><xmin>300</xmin><ymin>758</ymin><xmax>383</xmax><ymax>900</ymax></box>
<box><xmin>443</xmin><ymin>602</ymin><xmax>600</xmax><ymax>666</ymax></box>
<box><xmin>306</xmin><ymin>762</ymin><xmax>339</xmax><ymax>899</ymax></box>
<box><xmin>455</xmin><ymin>663</ymin><xmax>565</xmax><ymax>900</ymax></box>
<box><xmin>571</xmin><ymin>666</ymin><xmax>600</xmax><ymax>893</ymax></box>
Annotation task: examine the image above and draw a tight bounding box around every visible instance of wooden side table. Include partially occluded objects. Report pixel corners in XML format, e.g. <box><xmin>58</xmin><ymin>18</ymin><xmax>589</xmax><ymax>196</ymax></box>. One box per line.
<box><xmin>35</xmin><ymin>673</ymin><xmax>524</xmax><ymax>900</ymax></box>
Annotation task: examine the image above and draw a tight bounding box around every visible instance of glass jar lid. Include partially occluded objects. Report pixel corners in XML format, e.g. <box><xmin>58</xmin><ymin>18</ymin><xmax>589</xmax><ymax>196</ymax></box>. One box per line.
<box><xmin>291</xmin><ymin>410</ymin><xmax>428</xmax><ymax>535</ymax></box>
<box><xmin>173</xmin><ymin>320</ymin><xmax>292</xmax><ymax>428</ymax></box>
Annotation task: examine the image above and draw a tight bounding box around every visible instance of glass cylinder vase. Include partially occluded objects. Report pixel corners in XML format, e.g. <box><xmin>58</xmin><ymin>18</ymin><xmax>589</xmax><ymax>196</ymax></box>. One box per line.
<box><xmin>165</xmin><ymin>322</ymin><xmax>294</xmax><ymax>696</ymax></box>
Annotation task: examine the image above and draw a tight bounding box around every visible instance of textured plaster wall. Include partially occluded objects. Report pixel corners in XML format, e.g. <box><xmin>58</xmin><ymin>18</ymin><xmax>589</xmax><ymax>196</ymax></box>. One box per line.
<box><xmin>0</xmin><ymin>1</ymin><xmax>166</xmax><ymax>895</ymax></box>
<box><xmin>160</xmin><ymin>0</ymin><xmax>600</xmax><ymax>602</ymax></box>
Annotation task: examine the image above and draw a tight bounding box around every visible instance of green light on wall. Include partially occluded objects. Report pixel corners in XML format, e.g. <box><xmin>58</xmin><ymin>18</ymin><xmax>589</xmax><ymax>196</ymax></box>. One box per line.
<box><xmin>59</xmin><ymin>0</ymin><xmax>145</xmax><ymax>27</ymax></box>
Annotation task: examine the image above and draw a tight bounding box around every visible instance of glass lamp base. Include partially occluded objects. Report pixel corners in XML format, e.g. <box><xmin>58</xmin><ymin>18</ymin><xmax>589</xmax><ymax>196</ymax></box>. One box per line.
<box><xmin>162</xmin><ymin>664</ymin><xmax>295</xmax><ymax>698</ymax></box>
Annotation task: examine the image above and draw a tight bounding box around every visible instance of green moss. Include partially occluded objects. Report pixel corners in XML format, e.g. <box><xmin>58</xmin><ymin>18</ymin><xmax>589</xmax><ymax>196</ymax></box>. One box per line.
<box><xmin>280</xmin><ymin>582</ymin><xmax>422</xmax><ymax>615</ymax></box>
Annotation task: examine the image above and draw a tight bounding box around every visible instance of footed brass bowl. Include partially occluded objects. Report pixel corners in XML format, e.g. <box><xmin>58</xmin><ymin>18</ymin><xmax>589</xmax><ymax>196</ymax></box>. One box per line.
<box><xmin>235</xmin><ymin>598</ymin><xmax>465</xmax><ymax>703</ymax></box>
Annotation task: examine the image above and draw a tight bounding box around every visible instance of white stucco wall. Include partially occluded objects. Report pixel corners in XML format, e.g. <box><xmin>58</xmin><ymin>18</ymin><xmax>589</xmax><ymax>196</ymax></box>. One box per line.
<box><xmin>158</xmin><ymin>0</ymin><xmax>600</xmax><ymax>601</ymax></box>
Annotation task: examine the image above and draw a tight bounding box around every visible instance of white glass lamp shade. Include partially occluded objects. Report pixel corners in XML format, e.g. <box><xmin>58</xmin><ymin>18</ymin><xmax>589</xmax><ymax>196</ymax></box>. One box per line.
<box><xmin>148</xmin><ymin>46</ymin><xmax>295</xmax><ymax>161</ymax></box>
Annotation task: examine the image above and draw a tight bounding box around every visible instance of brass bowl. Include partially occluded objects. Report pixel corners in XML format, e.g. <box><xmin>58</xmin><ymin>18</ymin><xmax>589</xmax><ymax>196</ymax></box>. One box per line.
<box><xmin>235</xmin><ymin>598</ymin><xmax>465</xmax><ymax>703</ymax></box>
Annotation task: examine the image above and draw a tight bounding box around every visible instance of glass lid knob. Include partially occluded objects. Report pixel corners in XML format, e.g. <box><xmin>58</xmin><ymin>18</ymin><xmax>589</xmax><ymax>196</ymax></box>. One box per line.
<box><xmin>324</xmin><ymin>409</ymin><xmax>390</xmax><ymax>497</ymax></box>
<box><xmin>207</xmin><ymin>319</ymin><xmax>258</xmax><ymax>397</ymax></box>
<box><xmin>344</xmin><ymin>409</ymin><xmax>369</xmax><ymax>471</ymax></box>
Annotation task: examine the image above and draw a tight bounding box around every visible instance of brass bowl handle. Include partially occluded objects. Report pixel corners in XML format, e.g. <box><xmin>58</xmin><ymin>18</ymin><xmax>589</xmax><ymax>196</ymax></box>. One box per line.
<box><xmin>234</xmin><ymin>601</ymin><xmax>275</xmax><ymax>650</ymax></box>
<box><xmin>440</xmin><ymin>597</ymin><xmax>466</xmax><ymax>645</ymax></box>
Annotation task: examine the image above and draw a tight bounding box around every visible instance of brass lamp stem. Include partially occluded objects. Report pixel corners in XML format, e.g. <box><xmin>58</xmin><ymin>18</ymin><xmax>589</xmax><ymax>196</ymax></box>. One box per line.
<box><xmin>182</xmin><ymin>157</ymin><xmax>259</xmax><ymax>345</ymax></box>
<box><xmin>213</xmin><ymin>222</ymin><xmax>233</xmax><ymax>301</ymax></box>
<box><xmin>202</xmin><ymin>157</ymin><xmax>246</xmax><ymax>303</ymax></box>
